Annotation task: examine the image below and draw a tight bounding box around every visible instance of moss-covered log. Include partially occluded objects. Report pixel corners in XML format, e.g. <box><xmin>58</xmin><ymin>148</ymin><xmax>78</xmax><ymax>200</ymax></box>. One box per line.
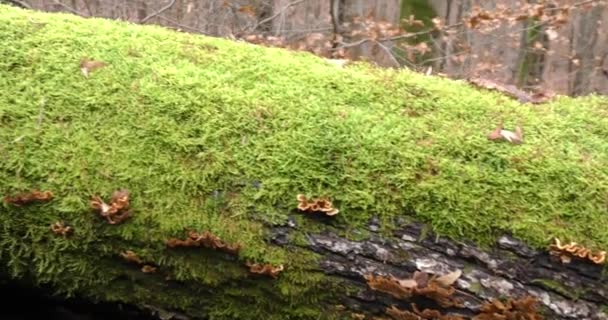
<box><xmin>1</xmin><ymin>4</ymin><xmax>608</xmax><ymax>320</ymax></box>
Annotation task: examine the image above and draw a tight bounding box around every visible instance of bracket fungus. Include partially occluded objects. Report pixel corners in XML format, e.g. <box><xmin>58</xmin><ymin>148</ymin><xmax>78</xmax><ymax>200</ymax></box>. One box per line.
<box><xmin>548</xmin><ymin>238</ymin><xmax>606</xmax><ymax>265</ymax></box>
<box><xmin>365</xmin><ymin>269</ymin><xmax>463</xmax><ymax>308</ymax></box>
<box><xmin>50</xmin><ymin>221</ymin><xmax>73</xmax><ymax>237</ymax></box>
<box><xmin>120</xmin><ymin>250</ymin><xmax>157</xmax><ymax>274</ymax></box>
<box><xmin>120</xmin><ymin>250</ymin><xmax>143</xmax><ymax>265</ymax></box>
<box><xmin>245</xmin><ymin>261</ymin><xmax>284</xmax><ymax>279</ymax></box>
<box><xmin>296</xmin><ymin>194</ymin><xmax>339</xmax><ymax>216</ymax></box>
<box><xmin>90</xmin><ymin>189</ymin><xmax>131</xmax><ymax>225</ymax></box>
<box><xmin>4</xmin><ymin>190</ymin><xmax>53</xmax><ymax>206</ymax></box>
<box><xmin>472</xmin><ymin>296</ymin><xmax>543</xmax><ymax>320</ymax></box>
<box><xmin>386</xmin><ymin>304</ymin><xmax>464</xmax><ymax>320</ymax></box>
<box><xmin>166</xmin><ymin>229</ymin><xmax>241</xmax><ymax>256</ymax></box>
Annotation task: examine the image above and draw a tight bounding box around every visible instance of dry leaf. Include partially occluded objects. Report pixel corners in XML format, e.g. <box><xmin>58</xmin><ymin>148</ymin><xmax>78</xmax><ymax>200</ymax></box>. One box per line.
<box><xmin>487</xmin><ymin>123</ymin><xmax>523</xmax><ymax>144</ymax></box>
<box><xmin>80</xmin><ymin>58</ymin><xmax>107</xmax><ymax>77</ymax></box>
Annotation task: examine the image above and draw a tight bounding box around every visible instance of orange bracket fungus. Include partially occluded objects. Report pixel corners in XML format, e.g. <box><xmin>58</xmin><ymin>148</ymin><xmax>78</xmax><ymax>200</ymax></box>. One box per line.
<box><xmin>90</xmin><ymin>189</ymin><xmax>131</xmax><ymax>225</ymax></box>
<box><xmin>245</xmin><ymin>261</ymin><xmax>284</xmax><ymax>279</ymax></box>
<box><xmin>472</xmin><ymin>296</ymin><xmax>543</xmax><ymax>320</ymax></box>
<box><xmin>166</xmin><ymin>229</ymin><xmax>241</xmax><ymax>256</ymax></box>
<box><xmin>120</xmin><ymin>250</ymin><xmax>157</xmax><ymax>273</ymax></box>
<box><xmin>120</xmin><ymin>250</ymin><xmax>143</xmax><ymax>265</ymax></box>
<box><xmin>296</xmin><ymin>194</ymin><xmax>339</xmax><ymax>216</ymax></box>
<box><xmin>4</xmin><ymin>190</ymin><xmax>53</xmax><ymax>206</ymax></box>
<box><xmin>548</xmin><ymin>238</ymin><xmax>606</xmax><ymax>265</ymax></box>
<box><xmin>365</xmin><ymin>269</ymin><xmax>463</xmax><ymax>308</ymax></box>
<box><xmin>386</xmin><ymin>304</ymin><xmax>465</xmax><ymax>320</ymax></box>
<box><xmin>50</xmin><ymin>221</ymin><xmax>73</xmax><ymax>237</ymax></box>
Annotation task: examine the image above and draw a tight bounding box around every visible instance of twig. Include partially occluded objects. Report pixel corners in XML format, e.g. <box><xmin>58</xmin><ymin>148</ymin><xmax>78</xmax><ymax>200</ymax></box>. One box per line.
<box><xmin>4</xmin><ymin>0</ymin><xmax>31</xmax><ymax>8</ymax></box>
<box><xmin>81</xmin><ymin>0</ymin><xmax>93</xmax><ymax>16</ymax></box>
<box><xmin>373</xmin><ymin>41</ymin><xmax>400</xmax><ymax>68</ymax></box>
<box><xmin>335</xmin><ymin>0</ymin><xmax>601</xmax><ymax>51</ymax></box>
<box><xmin>52</xmin><ymin>0</ymin><xmax>88</xmax><ymax>16</ymax></box>
<box><xmin>140</xmin><ymin>0</ymin><xmax>176</xmax><ymax>23</ymax></box>
<box><xmin>36</xmin><ymin>98</ymin><xmax>46</xmax><ymax>129</ymax></box>
<box><xmin>249</xmin><ymin>0</ymin><xmax>305</xmax><ymax>32</ymax></box>
<box><xmin>336</xmin><ymin>22</ymin><xmax>462</xmax><ymax>50</ymax></box>
<box><xmin>156</xmin><ymin>15</ymin><xmax>208</xmax><ymax>35</ymax></box>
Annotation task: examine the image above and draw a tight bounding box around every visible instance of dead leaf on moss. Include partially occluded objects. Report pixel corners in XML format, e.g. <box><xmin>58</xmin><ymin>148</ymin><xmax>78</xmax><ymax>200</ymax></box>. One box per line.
<box><xmin>80</xmin><ymin>58</ymin><xmax>107</xmax><ymax>77</ymax></box>
<box><xmin>4</xmin><ymin>190</ymin><xmax>53</xmax><ymax>206</ymax></box>
<box><xmin>487</xmin><ymin>123</ymin><xmax>523</xmax><ymax>144</ymax></box>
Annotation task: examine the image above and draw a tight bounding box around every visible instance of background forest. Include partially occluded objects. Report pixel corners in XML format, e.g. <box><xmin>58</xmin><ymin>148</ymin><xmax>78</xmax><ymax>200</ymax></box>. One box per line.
<box><xmin>3</xmin><ymin>0</ymin><xmax>607</xmax><ymax>97</ymax></box>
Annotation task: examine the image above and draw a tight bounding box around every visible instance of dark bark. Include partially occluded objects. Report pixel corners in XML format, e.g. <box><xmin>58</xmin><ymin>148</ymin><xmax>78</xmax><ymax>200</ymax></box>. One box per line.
<box><xmin>270</xmin><ymin>218</ymin><xmax>608</xmax><ymax>319</ymax></box>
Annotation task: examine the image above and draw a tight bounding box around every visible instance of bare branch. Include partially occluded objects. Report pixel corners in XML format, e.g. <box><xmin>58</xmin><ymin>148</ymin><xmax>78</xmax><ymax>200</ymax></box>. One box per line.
<box><xmin>52</xmin><ymin>0</ymin><xmax>88</xmax><ymax>16</ymax></box>
<box><xmin>335</xmin><ymin>0</ymin><xmax>603</xmax><ymax>51</ymax></box>
<box><xmin>156</xmin><ymin>15</ymin><xmax>208</xmax><ymax>35</ymax></box>
<box><xmin>373</xmin><ymin>41</ymin><xmax>400</xmax><ymax>68</ymax></box>
<box><xmin>336</xmin><ymin>22</ymin><xmax>462</xmax><ymax>50</ymax></box>
<box><xmin>140</xmin><ymin>0</ymin><xmax>176</xmax><ymax>24</ymax></box>
<box><xmin>249</xmin><ymin>0</ymin><xmax>306</xmax><ymax>32</ymax></box>
<box><xmin>81</xmin><ymin>0</ymin><xmax>92</xmax><ymax>16</ymax></box>
<box><xmin>3</xmin><ymin>0</ymin><xmax>31</xmax><ymax>8</ymax></box>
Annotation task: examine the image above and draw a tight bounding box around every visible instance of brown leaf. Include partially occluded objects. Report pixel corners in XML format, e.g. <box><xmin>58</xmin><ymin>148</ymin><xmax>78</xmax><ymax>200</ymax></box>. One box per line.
<box><xmin>238</xmin><ymin>5</ymin><xmax>256</xmax><ymax>17</ymax></box>
<box><xmin>80</xmin><ymin>58</ymin><xmax>107</xmax><ymax>77</ymax></box>
<box><xmin>487</xmin><ymin>123</ymin><xmax>523</xmax><ymax>144</ymax></box>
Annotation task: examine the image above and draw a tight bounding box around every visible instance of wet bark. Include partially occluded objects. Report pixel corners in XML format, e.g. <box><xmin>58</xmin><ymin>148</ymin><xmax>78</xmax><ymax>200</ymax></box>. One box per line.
<box><xmin>270</xmin><ymin>218</ymin><xmax>608</xmax><ymax>319</ymax></box>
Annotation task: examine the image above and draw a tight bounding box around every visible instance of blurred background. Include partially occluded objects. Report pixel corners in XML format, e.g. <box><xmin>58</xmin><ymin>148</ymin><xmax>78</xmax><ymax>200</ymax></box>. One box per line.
<box><xmin>2</xmin><ymin>0</ymin><xmax>607</xmax><ymax>97</ymax></box>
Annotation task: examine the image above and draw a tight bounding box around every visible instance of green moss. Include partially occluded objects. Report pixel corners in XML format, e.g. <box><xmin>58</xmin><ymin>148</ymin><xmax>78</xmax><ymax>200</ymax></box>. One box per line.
<box><xmin>1</xmin><ymin>4</ymin><xmax>608</xmax><ymax>318</ymax></box>
<box><xmin>531</xmin><ymin>278</ymin><xmax>586</xmax><ymax>301</ymax></box>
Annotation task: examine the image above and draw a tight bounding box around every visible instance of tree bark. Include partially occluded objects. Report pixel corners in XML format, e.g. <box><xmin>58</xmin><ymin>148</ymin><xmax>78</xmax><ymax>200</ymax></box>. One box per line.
<box><xmin>267</xmin><ymin>218</ymin><xmax>608</xmax><ymax>320</ymax></box>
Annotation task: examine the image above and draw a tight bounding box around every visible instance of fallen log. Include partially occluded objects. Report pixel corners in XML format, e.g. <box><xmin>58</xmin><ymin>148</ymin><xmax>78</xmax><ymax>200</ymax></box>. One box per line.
<box><xmin>1</xmin><ymin>4</ymin><xmax>607</xmax><ymax>320</ymax></box>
